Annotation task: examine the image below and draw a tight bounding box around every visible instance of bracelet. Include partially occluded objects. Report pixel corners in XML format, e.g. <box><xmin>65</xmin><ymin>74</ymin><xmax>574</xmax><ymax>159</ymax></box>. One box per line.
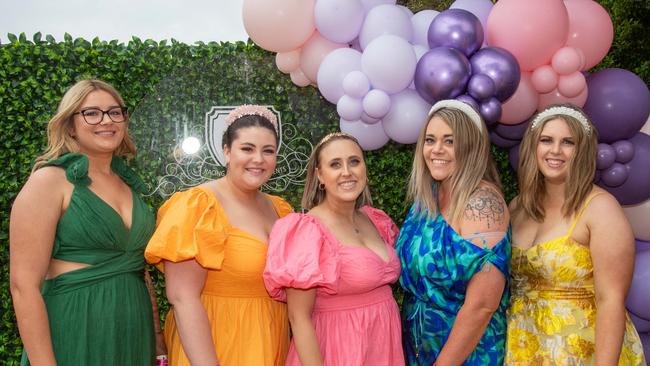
<box><xmin>155</xmin><ymin>355</ymin><xmax>168</xmax><ymax>366</ymax></box>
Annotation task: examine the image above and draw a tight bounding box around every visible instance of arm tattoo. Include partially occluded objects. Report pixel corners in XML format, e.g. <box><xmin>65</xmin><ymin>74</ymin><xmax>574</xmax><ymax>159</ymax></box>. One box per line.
<box><xmin>464</xmin><ymin>187</ymin><xmax>505</xmax><ymax>229</ymax></box>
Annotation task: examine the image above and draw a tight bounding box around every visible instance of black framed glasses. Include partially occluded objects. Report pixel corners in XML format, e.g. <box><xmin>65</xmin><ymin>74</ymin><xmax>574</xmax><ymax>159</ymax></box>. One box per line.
<box><xmin>73</xmin><ymin>107</ymin><xmax>128</xmax><ymax>125</ymax></box>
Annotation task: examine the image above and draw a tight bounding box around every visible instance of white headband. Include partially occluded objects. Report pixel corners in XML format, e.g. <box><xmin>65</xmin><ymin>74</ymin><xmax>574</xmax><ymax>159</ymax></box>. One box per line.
<box><xmin>530</xmin><ymin>106</ymin><xmax>592</xmax><ymax>136</ymax></box>
<box><xmin>428</xmin><ymin>99</ymin><xmax>484</xmax><ymax>131</ymax></box>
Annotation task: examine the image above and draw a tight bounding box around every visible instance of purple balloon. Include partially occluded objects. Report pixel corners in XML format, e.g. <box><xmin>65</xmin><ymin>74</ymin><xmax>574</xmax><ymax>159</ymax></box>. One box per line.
<box><xmin>490</xmin><ymin>131</ymin><xmax>519</xmax><ymax>148</ymax></box>
<box><xmin>427</xmin><ymin>9</ymin><xmax>483</xmax><ymax>57</ymax></box>
<box><xmin>509</xmin><ymin>143</ymin><xmax>520</xmax><ymax>171</ymax></box>
<box><xmin>480</xmin><ymin>97</ymin><xmax>502</xmax><ymax>125</ymax></box>
<box><xmin>596</xmin><ymin>143</ymin><xmax>616</xmax><ymax>170</ymax></box>
<box><xmin>599</xmin><ymin>133</ymin><xmax>650</xmax><ymax>205</ymax></box>
<box><xmin>626</xmin><ymin>250</ymin><xmax>650</xmax><ymax>320</ymax></box>
<box><xmin>414</xmin><ymin>47</ymin><xmax>471</xmax><ymax>104</ymax></box>
<box><xmin>470</xmin><ymin>47</ymin><xmax>521</xmax><ymax>102</ymax></box>
<box><xmin>640</xmin><ymin>334</ymin><xmax>650</xmax><ymax>365</ymax></box>
<box><xmin>593</xmin><ymin>169</ymin><xmax>601</xmax><ymax>184</ymax></box>
<box><xmin>630</xmin><ymin>311</ymin><xmax>650</xmax><ymax>333</ymax></box>
<box><xmin>637</xmin><ymin>239</ymin><xmax>650</xmax><ymax>253</ymax></box>
<box><xmin>584</xmin><ymin>68</ymin><xmax>650</xmax><ymax>143</ymax></box>
<box><xmin>601</xmin><ymin>163</ymin><xmax>629</xmax><ymax>187</ymax></box>
<box><xmin>455</xmin><ymin>94</ymin><xmax>480</xmax><ymax>112</ymax></box>
<box><xmin>613</xmin><ymin>140</ymin><xmax>635</xmax><ymax>164</ymax></box>
<box><xmin>494</xmin><ymin>120</ymin><xmax>530</xmax><ymax>140</ymax></box>
<box><xmin>468</xmin><ymin>73</ymin><xmax>496</xmax><ymax>101</ymax></box>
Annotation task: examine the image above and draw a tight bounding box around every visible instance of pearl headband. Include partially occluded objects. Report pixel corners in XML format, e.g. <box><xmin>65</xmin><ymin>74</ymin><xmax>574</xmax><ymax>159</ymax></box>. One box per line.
<box><xmin>428</xmin><ymin>99</ymin><xmax>484</xmax><ymax>131</ymax></box>
<box><xmin>224</xmin><ymin>104</ymin><xmax>279</xmax><ymax>132</ymax></box>
<box><xmin>530</xmin><ymin>106</ymin><xmax>592</xmax><ymax>136</ymax></box>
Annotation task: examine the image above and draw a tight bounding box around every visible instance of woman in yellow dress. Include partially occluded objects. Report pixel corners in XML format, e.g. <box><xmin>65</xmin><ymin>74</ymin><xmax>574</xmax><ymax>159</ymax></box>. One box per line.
<box><xmin>505</xmin><ymin>105</ymin><xmax>646</xmax><ymax>365</ymax></box>
<box><xmin>145</xmin><ymin>105</ymin><xmax>291</xmax><ymax>366</ymax></box>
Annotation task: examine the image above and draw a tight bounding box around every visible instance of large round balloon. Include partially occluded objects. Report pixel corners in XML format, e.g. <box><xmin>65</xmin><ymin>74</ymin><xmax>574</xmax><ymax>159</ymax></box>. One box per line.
<box><xmin>599</xmin><ymin>133</ymin><xmax>650</xmax><ymax>205</ymax></box>
<box><xmin>358</xmin><ymin>4</ymin><xmax>413</xmax><ymax>49</ymax></box>
<box><xmin>359</xmin><ymin>0</ymin><xmax>396</xmax><ymax>12</ymax></box>
<box><xmin>243</xmin><ymin>0</ymin><xmax>316</xmax><ymax>52</ymax></box>
<box><xmin>340</xmin><ymin>118</ymin><xmax>390</xmax><ymax>150</ymax></box>
<box><xmin>583</xmin><ymin>68</ymin><xmax>650</xmax><ymax>143</ymax></box>
<box><xmin>470</xmin><ymin>47</ymin><xmax>521</xmax><ymax>102</ymax></box>
<box><xmin>361</xmin><ymin>35</ymin><xmax>417</xmax><ymax>94</ymax></box>
<box><xmin>490</xmin><ymin>131</ymin><xmax>519</xmax><ymax>148</ymax></box>
<box><xmin>315</xmin><ymin>0</ymin><xmax>365</xmax><ymax>44</ymax></box>
<box><xmin>382</xmin><ymin>89</ymin><xmax>431</xmax><ymax>144</ymax></box>
<box><xmin>486</xmin><ymin>0</ymin><xmax>569</xmax><ymax>71</ymax></box>
<box><xmin>494</xmin><ymin>120</ymin><xmax>530</xmax><ymax>140</ymax></box>
<box><xmin>317</xmin><ymin>48</ymin><xmax>363</xmax><ymax>104</ymax></box>
<box><xmin>411</xmin><ymin>10</ymin><xmax>439</xmax><ymax>48</ymax></box>
<box><xmin>626</xmin><ymin>250</ymin><xmax>650</xmax><ymax>320</ymax></box>
<box><xmin>427</xmin><ymin>9</ymin><xmax>483</xmax><ymax>57</ymax></box>
<box><xmin>300</xmin><ymin>32</ymin><xmax>346</xmax><ymax>83</ymax></box>
<box><xmin>414</xmin><ymin>47</ymin><xmax>471</xmax><ymax>104</ymax></box>
<box><xmin>623</xmin><ymin>198</ymin><xmax>650</xmax><ymax>241</ymax></box>
<box><xmin>564</xmin><ymin>0</ymin><xmax>614</xmax><ymax>70</ymax></box>
<box><xmin>630</xmin><ymin>312</ymin><xmax>650</xmax><ymax>333</ymax></box>
<box><xmin>500</xmin><ymin>72</ymin><xmax>538</xmax><ymax>125</ymax></box>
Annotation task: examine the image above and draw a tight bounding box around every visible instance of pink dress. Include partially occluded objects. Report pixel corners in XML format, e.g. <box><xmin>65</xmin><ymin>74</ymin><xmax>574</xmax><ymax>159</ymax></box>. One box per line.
<box><xmin>264</xmin><ymin>206</ymin><xmax>405</xmax><ymax>366</ymax></box>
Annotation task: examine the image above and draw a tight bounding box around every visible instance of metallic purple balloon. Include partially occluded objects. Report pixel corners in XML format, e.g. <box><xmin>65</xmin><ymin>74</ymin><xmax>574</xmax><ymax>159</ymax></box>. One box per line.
<box><xmin>494</xmin><ymin>120</ymin><xmax>529</xmax><ymax>140</ymax></box>
<box><xmin>490</xmin><ymin>131</ymin><xmax>519</xmax><ymax>148</ymax></box>
<box><xmin>593</xmin><ymin>169</ymin><xmax>601</xmax><ymax>184</ymax></box>
<box><xmin>599</xmin><ymin>133</ymin><xmax>650</xmax><ymax>205</ymax></box>
<box><xmin>613</xmin><ymin>140</ymin><xmax>635</xmax><ymax>163</ymax></box>
<box><xmin>414</xmin><ymin>47</ymin><xmax>471</xmax><ymax>105</ymax></box>
<box><xmin>455</xmin><ymin>94</ymin><xmax>480</xmax><ymax>112</ymax></box>
<box><xmin>468</xmin><ymin>73</ymin><xmax>496</xmax><ymax>101</ymax></box>
<box><xmin>470</xmin><ymin>47</ymin><xmax>521</xmax><ymax>102</ymax></box>
<box><xmin>601</xmin><ymin>162</ymin><xmax>628</xmax><ymax>187</ymax></box>
<box><xmin>596</xmin><ymin>143</ymin><xmax>616</xmax><ymax>170</ymax></box>
<box><xmin>427</xmin><ymin>8</ymin><xmax>484</xmax><ymax>57</ymax></box>
<box><xmin>584</xmin><ymin>68</ymin><xmax>650</xmax><ymax>143</ymax></box>
<box><xmin>480</xmin><ymin>97</ymin><xmax>502</xmax><ymax>125</ymax></box>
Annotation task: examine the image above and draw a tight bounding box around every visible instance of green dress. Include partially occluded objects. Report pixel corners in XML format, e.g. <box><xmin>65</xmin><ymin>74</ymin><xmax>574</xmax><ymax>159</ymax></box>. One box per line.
<box><xmin>21</xmin><ymin>153</ymin><xmax>156</xmax><ymax>366</ymax></box>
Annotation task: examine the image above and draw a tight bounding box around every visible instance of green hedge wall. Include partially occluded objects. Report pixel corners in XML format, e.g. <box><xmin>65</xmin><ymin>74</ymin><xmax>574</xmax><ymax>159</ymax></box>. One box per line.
<box><xmin>0</xmin><ymin>1</ymin><xmax>647</xmax><ymax>363</ymax></box>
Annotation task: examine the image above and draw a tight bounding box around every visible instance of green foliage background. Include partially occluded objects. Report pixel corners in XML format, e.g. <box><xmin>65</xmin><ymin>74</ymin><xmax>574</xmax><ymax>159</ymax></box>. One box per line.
<box><xmin>0</xmin><ymin>1</ymin><xmax>647</xmax><ymax>363</ymax></box>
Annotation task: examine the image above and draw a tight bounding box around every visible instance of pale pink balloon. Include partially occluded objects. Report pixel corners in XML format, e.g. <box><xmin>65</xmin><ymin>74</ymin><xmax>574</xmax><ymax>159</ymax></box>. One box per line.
<box><xmin>623</xmin><ymin>198</ymin><xmax>650</xmax><ymax>241</ymax></box>
<box><xmin>300</xmin><ymin>32</ymin><xmax>346</xmax><ymax>83</ymax></box>
<box><xmin>487</xmin><ymin>0</ymin><xmax>569</xmax><ymax>71</ymax></box>
<box><xmin>290</xmin><ymin>68</ymin><xmax>312</xmax><ymax>87</ymax></box>
<box><xmin>499</xmin><ymin>72</ymin><xmax>539</xmax><ymax>125</ymax></box>
<box><xmin>531</xmin><ymin>65</ymin><xmax>559</xmax><ymax>94</ymax></box>
<box><xmin>275</xmin><ymin>49</ymin><xmax>301</xmax><ymax>74</ymax></box>
<box><xmin>641</xmin><ymin>113</ymin><xmax>650</xmax><ymax>136</ymax></box>
<box><xmin>564</xmin><ymin>0</ymin><xmax>614</xmax><ymax>70</ymax></box>
<box><xmin>537</xmin><ymin>86</ymin><xmax>588</xmax><ymax>111</ymax></box>
<box><xmin>243</xmin><ymin>0</ymin><xmax>316</xmax><ymax>52</ymax></box>
<box><xmin>557</xmin><ymin>71</ymin><xmax>586</xmax><ymax>98</ymax></box>
<box><xmin>551</xmin><ymin>46</ymin><xmax>582</xmax><ymax>75</ymax></box>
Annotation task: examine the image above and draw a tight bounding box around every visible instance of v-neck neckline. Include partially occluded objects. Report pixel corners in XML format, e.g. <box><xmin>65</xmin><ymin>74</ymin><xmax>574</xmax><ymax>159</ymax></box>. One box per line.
<box><xmin>83</xmin><ymin>186</ymin><xmax>136</xmax><ymax>232</ymax></box>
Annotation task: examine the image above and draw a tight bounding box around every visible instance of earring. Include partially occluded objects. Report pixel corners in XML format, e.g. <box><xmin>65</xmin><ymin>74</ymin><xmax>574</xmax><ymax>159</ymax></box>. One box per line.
<box><xmin>318</xmin><ymin>182</ymin><xmax>325</xmax><ymax>191</ymax></box>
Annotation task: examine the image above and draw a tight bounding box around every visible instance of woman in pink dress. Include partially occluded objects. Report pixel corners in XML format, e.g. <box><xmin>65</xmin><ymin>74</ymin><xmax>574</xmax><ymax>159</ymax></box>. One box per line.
<box><xmin>264</xmin><ymin>132</ymin><xmax>405</xmax><ymax>366</ymax></box>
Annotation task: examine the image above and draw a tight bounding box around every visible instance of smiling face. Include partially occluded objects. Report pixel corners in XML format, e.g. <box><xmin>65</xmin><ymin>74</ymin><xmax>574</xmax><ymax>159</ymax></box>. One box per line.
<box><xmin>422</xmin><ymin>116</ymin><xmax>456</xmax><ymax>182</ymax></box>
<box><xmin>223</xmin><ymin>126</ymin><xmax>277</xmax><ymax>191</ymax></box>
<box><xmin>70</xmin><ymin>90</ymin><xmax>127</xmax><ymax>156</ymax></box>
<box><xmin>316</xmin><ymin>139</ymin><xmax>367</xmax><ymax>204</ymax></box>
<box><xmin>536</xmin><ymin>118</ymin><xmax>576</xmax><ymax>184</ymax></box>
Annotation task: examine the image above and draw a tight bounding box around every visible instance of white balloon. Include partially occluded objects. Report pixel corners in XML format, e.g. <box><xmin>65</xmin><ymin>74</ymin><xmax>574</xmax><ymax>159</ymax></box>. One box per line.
<box><xmin>623</xmin><ymin>198</ymin><xmax>650</xmax><ymax>241</ymax></box>
<box><xmin>315</xmin><ymin>0</ymin><xmax>365</xmax><ymax>43</ymax></box>
<box><xmin>411</xmin><ymin>9</ymin><xmax>439</xmax><ymax>48</ymax></box>
<box><xmin>358</xmin><ymin>4</ymin><xmax>413</xmax><ymax>49</ymax></box>
<box><xmin>363</xmin><ymin>89</ymin><xmax>391</xmax><ymax>119</ymax></box>
<box><xmin>382</xmin><ymin>88</ymin><xmax>431</xmax><ymax>144</ymax></box>
<box><xmin>317</xmin><ymin>48</ymin><xmax>363</xmax><ymax>104</ymax></box>
<box><xmin>337</xmin><ymin>95</ymin><xmax>364</xmax><ymax>121</ymax></box>
<box><xmin>343</xmin><ymin>71</ymin><xmax>371</xmax><ymax>99</ymax></box>
<box><xmin>361</xmin><ymin>35</ymin><xmax>416</xmax><ymax>94</ymax></box>
<box><xmin>340</xmin><ymin>118</ymin><xmax>390</xmax><ymax>150</ymax></box>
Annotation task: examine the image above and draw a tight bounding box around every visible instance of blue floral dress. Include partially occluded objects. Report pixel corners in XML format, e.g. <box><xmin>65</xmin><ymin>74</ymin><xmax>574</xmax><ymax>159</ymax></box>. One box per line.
<box><xmin>397</xmin><ymin>204</ymin><xmax>511</xmax><ymax>365</ymax></box>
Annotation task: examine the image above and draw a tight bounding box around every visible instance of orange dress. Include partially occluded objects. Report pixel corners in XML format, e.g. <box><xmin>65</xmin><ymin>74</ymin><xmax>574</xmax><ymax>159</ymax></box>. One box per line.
<box><xmin>145</xmin><ymin>186</ymin><xmax>292</xmax><ymax>366</ymax></box>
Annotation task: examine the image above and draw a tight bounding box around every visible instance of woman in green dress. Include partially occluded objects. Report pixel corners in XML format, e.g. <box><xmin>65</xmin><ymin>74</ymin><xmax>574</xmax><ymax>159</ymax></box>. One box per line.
<box><xmin>10</xmin><ymin>79</ymin><xmax>163</xmax><ymax>365</ymax></box>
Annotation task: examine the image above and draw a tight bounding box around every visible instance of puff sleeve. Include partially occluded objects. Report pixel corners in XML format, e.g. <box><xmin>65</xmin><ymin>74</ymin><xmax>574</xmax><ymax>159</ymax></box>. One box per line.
<box><xmin>362</xmin><ymin>206</ymin><xmax>399</xmax><ymax>247</ymax></box>
<box><xmin>263</xmin><ymin>213</ymin><xmax>339</xmax><ymax>302</ymax></box>
<box><xmin>145</xmin><ymin>187</ymin><xmax>227</xmax><ymax>271</ymax></box>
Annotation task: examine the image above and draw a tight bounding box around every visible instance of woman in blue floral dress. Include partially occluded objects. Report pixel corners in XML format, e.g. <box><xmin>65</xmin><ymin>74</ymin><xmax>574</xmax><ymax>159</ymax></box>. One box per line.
<box><xmin>397</xmin><ymin>100</ymin><xmax>511</xmax><ymax>365</ymax></box>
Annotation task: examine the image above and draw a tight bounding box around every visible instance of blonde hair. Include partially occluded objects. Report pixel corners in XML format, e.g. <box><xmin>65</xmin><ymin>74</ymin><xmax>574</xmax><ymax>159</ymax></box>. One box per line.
<box><xmin>408</xmin><ymin>107</ymin><xmax>500</xmax><ymax>225</ymax></box>
<box><xmin>517</xmin><ymin>104</ymin><xmax>597</xmax><ymax>221</ymax></box>
<box><xmin>32</xmin><ymin>79</ymin><xmax>136</xmax><ymax>171</ymax></box>
<box><xmin>301</xmin><ymin>132</ymin><xmax>373</xmax><ymax>210</ymax></box>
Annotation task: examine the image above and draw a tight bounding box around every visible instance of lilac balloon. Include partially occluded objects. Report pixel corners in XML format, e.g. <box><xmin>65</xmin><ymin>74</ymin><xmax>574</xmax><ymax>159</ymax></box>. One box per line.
<box><xmin>480</xmin><ymin>97</ymin><xmax>502</xmax><ymax>125</ymax></box>
<box><xmin>468</xmin><ymin>73</ymin><xmax>496</xmax><ymax>101</ymax></box>
<box><xmin>358</xmin><ymin>4</ymin><xmax>413</xmax><ymax>49</ymax></box>
<box><xmin>601</xmin><ymin>163</ymin><xmax>629</xmax><ymax>187</ymax></box>
<box><xmin>360</xmin><ymin>112</ymin><xmax>381</xmax><ymax>124</ymax></box>
<box><xmin>494</xmin><ymin>120</ymin><xmax>530</xmax><ymax>140</ymax></box>
<box><xmin>509</xmin><ymin>144</ymin><xmax>520</xmax><ymax>171</ymax></box>
<box><xmin>382</xmin><ymin>89</ymin><xmax>431</xmax><ymax>144</ymax></box>
<box><xmin>490</xmin><ymin>131</ymin><xmax>519</xmax><ymax>148</ymax></box>
<box><xmin>427</xmin><ymin>9</ymin><xmax>483</xmax><ymax>57</ymax></box>
<box><xmin>343</xmin><ymin>71</ymin><xmax>371</xmax><ymax>99</ymax></box>
<box><xmin>411</xmin><ymin>10</ymin><xmax>439</xmax><ymax>48</ymax></box>
<box><xmin>455</xmin><ymin>94</ymin><xmax>480</xmax><ymax>113</ymax></box>
<box><xmin>626</xmin><ymin>250</ymin><xmax>650</xmax><ymax>320</ymax></box>
<box><xmin>450</xmin><ymin>0</ymin><xmax>493</xmax><ymax>44</ymax></box>
<box><xmin>337</xmin><ymin>95</ymin><xmax>364</xmax><ymax>121</ymax></box>
<box><xmin>470</xmin><ymin>47</ymin><xmax>521</xmax><ymax>102</ymax></box>
<box><xmin>584</xmin><ymin>68</ymin><xmax>650</xmax><ymax>143</ymax></box>
<box><xmin>362</xmin><ymin>89</ymin><xmax>391</xmax><ymax>119</ymax></box>
<box><xmin>315</xmin><ymin>0</ymin><xmax>365</xmax><ymax>44</ymax></box>
<box><xmin>414</xmin><ymin>47</ymin><xmax>471</xmax><ymax>104</ymax></box>
<box><xmin>596</xmin><ymin>143</ymin><xmax>616</xmax><ymax>170</ymax></box>
<box><xmin>600</xmin><ymin>133</ymin><xmax>650</xmax><ymax>205</ymax></box>
<box><xmin>340</xmin><ymin>118</ymin><xmax>390</xmax><ymax>150</ymax></box>
<box><xmin>317</xmin><ymin>48</ymin><xmax>363</xmax><ymax>104</ymax></box>
<box><xmin>362</xmin><ymin>35</ymin><xmax>417</xmax><ymax>93</ymax></box>
<box><xmin>613</xmin><ymin>140</ymin><xmax>635</xmax><ymax>164</ymax></box>
<box><xmin>359</xmin><ymin>0</ymin><xmax>396</xmax><ymax>12</ymax></box>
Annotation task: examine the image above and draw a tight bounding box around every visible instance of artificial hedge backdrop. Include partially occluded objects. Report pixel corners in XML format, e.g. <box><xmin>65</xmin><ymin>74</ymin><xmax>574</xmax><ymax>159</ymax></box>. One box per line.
<box><xmin>0</xmin><ymin>0</ymin><xmax>647</xmax><ymax>363</ymax></box>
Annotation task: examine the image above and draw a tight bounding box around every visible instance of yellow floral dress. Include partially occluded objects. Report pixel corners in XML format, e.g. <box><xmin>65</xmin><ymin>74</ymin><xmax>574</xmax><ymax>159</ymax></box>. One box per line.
<box><xmin>506</xmin><ymin>194</ymin><xmax>647</xmax><ymax>365</ymax></box>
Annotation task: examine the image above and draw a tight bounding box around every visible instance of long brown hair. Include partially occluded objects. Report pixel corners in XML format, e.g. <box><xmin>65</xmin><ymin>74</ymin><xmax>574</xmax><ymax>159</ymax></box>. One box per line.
<box><xmin>32</xmin><ymin>79</ymin><xmax>136</xmax><ymax>171</ymax></box>
<box><xmin>517</xmin><ymin>104</ymin><xmax>597</xmax><ymax>221</ymax></box>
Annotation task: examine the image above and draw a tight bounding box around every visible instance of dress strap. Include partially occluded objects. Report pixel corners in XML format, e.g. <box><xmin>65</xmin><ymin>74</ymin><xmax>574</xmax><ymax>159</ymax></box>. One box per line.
<box><xmin>567</xmin><ymin>191</ymin><xmax>607</xmax><ymax>236</ymax></box>
<box><xmin>42</xmin><ymin>153</ymin><xmax>92</xmax><ymax>187</ymax></box>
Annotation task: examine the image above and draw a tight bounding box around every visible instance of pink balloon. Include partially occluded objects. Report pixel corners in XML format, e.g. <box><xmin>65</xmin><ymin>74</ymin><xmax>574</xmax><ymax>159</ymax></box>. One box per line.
<box><xmin>275</xmin><ymin>49</ymin><xmax>301</xmax><ymax>74</ymax></box>
<box><xmin>300</xmin><ymin>32</ymin><xmax>346</xmax><ymax>83</ymax></box>
<box><xmin>500</xmin><ymin>72</ymin><xmax>539</xmax><ymax>125</ymax></box>
<box><xmin>340</xmin><ymin>118</ymin><xmax>390</xmax><ymax>150</ymax></box>
<box><xmin>487</xmin><ymin>0</ymin><xmax>569</xmax><ymax>71</ymax></box>
<box><xmin>531</xmin><ymin>65</ymin><xmax>559</xmax><ymax>94</ymax></box>
<box><xmin>623</xmin><ymin>198</ymin><xmax>650</xmax><ymax>241</ymax></box>
<box><xmin>564</xmin><ymin>0</ymin><xmax>614</xmax><ymax>70</ymax></box>
<box><xmin>290</xmin><ymin>68</ymin><xmax>311</xmax><ymax>87</ymax></box>
<box><xmin>538</xmin><ymin>86</ymin><xmax>588</xmax><ymax>111</ymax></box>
<box><xmin>243</xmin><ymin>0</ymin><xmax>316</xmax><ymax>52</ymax></box>
<box><xmin>552</xmin><ymin>47</ymin><xmax>582</xmax><ymax>75</ymax></box>
<box><xmin>558</xmin><ymin>71</ymin><xmax>587</xmax><ymax>98</ymax></box>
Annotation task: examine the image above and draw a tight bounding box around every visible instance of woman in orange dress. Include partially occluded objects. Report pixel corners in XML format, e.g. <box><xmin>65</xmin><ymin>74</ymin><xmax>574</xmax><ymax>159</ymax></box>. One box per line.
<box><xmin>145</xmin><ymin>105</ymin><xmax>291</xmax><ymax>366</ymax></box>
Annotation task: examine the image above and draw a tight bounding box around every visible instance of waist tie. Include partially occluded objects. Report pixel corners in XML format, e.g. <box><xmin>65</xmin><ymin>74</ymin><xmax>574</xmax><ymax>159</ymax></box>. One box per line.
<box><xmin>313</xmin><ymin>285</ymin><xmax>394</xmax><ymax>312</ymax></box>
<box><xmin>514</xmin><ymin>287</ymin><xmax>594</xmax><ymax>300</ymax></box>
